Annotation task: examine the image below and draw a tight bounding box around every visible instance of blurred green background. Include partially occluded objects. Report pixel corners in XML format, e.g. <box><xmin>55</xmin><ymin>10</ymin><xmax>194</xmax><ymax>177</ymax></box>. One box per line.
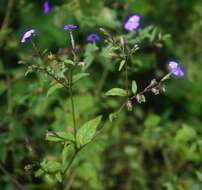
<box><xmin>1</xmin><ymin>0</ymin><xmax>202</xmax><ymax>189</ymax></box>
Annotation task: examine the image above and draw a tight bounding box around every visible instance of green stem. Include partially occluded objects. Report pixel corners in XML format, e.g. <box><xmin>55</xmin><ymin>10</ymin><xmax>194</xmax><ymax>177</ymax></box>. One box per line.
<box><xmin>63</xmin><ymin>149</ymin><xmax>78</xmax><ymax>175</ymax></box>
<box><xmin>69</xmin><ymin>69</ymin><xmax>76</xmax><ymax>138</ymax></box>
<box><xmin>124</xmin><ymin>57</ymin><xmax>129</xmax><ymax>98</ymax></box>
<box><xmin>69</xmin><ymin>31</ymin><xmax>77</xmax><ymax>63</ymax></box>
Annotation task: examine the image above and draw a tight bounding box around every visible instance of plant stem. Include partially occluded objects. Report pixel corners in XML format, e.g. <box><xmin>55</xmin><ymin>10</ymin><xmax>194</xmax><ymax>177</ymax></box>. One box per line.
<box><xmin>69</xmin><ymin>69</ymin><xmax>77</xmax><ymax>138</ymax></box>
<box><xmin>1</xmin><ymin>0</ymin><xmax>14</xmax><ymax>30</ymax></box>
<box><xmin>124</xmin><ymin>57</ymin><xmax>129</xmax><ymax>98</ymax></box>
<box><xmin>30</xmin><ymin>39</ymin><xmax>42</xmax><ymax>59</ymax></box>
<box><xmin>68</xmin><ymin>31</ymin><xmax>77</xmax><ymax>138</ymax></box>
<box><xmin>63</xmin><ymin>149</ymin><xmax>78</xmax><ymax>175</ymax></box>
<box><xmin>0</xmin><ymin>163</ymin><xmax>24</xmax><ymax>190</ymax></box>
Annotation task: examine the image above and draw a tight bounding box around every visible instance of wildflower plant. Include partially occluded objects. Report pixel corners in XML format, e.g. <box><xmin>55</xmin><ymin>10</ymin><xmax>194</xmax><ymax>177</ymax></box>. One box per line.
<box><xmin>20</xmin><ymin>11</ymin><xmax>184</xmax><ymax>188</ymax></box>
<box><xmin>21</xmin><ymin>24</ymin><xmax>103</xmax><ymax>185</ymax></box>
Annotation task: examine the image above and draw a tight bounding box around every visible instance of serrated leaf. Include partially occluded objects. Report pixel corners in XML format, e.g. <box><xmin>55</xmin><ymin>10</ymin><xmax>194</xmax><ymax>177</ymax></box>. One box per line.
<box><xmin>76</xmin><ymin>116</ymin><xmax>102</xmax><ymax>147</ymax></box>
<box><xmin>47</xmin><ymin>83</ymin><xmax>63</xmax><ymax>97</ymax></box>
<box><xmin>131</xmin><ymin>80</ymin><xmax>137</xmax><ymax>94</ymax></box>
<box><xmin>118</xmin><ymin>60</ymin><xmax>126</xmax><ymax>71</ymax></box>
<box><xmin>72</xmin><ymin>73</ymin><xmax>89</xmax><ymax>84</ymax></box>
<box><xmin>105</xmin><ymin>88</ymin><xmax>127</xmax><ymax>97</ymax></box>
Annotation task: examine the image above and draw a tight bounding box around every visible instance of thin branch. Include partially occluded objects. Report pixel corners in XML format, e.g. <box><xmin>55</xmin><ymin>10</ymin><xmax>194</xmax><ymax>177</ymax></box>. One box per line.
<box><xmin>130</xmin><ymin>73</ymin><xmax>171</xmax><ymax>101</ymax></box>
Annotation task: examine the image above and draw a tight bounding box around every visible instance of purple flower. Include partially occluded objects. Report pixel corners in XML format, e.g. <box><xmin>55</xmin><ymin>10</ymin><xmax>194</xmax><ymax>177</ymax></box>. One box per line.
<box><xmin>64</xmin><ymin>24</ymin><xmax>77</xmax><ymax>31</ymax></box>
<box><xmin>86</xmin><ymin>33</ymin><xmax>100</xmax><ymax>42</ymax></box>
<box><xmin>43</xmin><ymin>0</ymin><xmax>50</xmax><ymax>14</ymax></box>
<box><xmin>168</xmin><ymin>61</ymin><xmax>184</xmax><ymax>77</ymax></box>
<box><xmin>124</xmin><ymin>14</ymin><xmax>141</xmax><ymax>32</ymax></box>
<box><xmin>21</xmin><ymin>29</ymin><xmax>35</xmax><ymax>43</ymax></box>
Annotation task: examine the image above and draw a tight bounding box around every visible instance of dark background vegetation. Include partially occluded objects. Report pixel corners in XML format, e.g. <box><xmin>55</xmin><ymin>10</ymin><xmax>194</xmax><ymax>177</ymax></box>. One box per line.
<box><xmin>0</xmin><ymin>0</ymin><xmax>202</xmax><ymax>189</ymax></box>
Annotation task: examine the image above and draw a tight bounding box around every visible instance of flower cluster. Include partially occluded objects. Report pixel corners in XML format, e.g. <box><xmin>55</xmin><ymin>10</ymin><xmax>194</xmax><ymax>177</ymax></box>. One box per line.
<box><xmin>21</xmin><ymin>9</ymin><xmax>184</xmax><ymax>78</ymax></box>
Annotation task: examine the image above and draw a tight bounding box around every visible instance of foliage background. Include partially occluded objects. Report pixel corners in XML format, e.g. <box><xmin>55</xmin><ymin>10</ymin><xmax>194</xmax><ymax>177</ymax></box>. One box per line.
<box><xmin>0</xmin><ymin>0</ymin><xmax>202</xmax><ymax>189</ymax></box>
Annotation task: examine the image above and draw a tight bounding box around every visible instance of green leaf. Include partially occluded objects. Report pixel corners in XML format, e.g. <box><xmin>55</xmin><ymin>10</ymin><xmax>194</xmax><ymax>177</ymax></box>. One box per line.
<box><xmin>118</xmin><ymin>60</ymin><xmax>126</xmax><ymax>71</ymax></box>
<box><xmin>42</xmin><ymin>49</ymin><xmax>48</xmax><ymax>55</ymax></box>
<box><xmin>196</xmin><ymin>171</ymin><xmax>202</xmax><ymax>182</ymax></box>
<box><xmin>64</xmin><ymin>59</ymin><xmax>74</xmax><ymax>66</ymax></box>
<box><xmin>190</xmin><ymin>184</ymin><xmax>202</xmax><ymax>190</ymax></box>
<box><xmin>72</xmin><ymin>73</ymin><xmax>89</xmax><ymax>84</ymax></box>
<box><xmin>163</xmin><ymin>182</ymin><xmax>174</xmax><ymax>190</ymax></box>
<box><xmin>40</xmin><ymin>159</ymin><xmax>62</xmax><ymax>173</ymax></box>
<box><xmin>76</xmin><ymin>116</ymin><xmax>102</xmax><ymax>147</ymax></box>
<box><xmin>84</xmin><ymin>43</ymin><xmax>99</xmax><ymax>70</ymax></box>
<box><xmin>149</xmin><ymin>28</ymin><xmax>157</xmax><ymax>42</ymax></box>
<box><xmin>105</xmin><ymin>88</ymin><xmax>127</xmax><ymax>97</ymax></box>
<box><xmin>144</xmin><ymin>114</ymin><xmax>161</xmax><ymax>128</ymax></box>
<box><xmin>47</xmin><ymin>83</ymin><xmax>63</xmax><ymax>97</ymax></box>
<box><xmin>55</xmin><ymin>172</ymin><xmax>62</xmax><ymax>183</ymax></box>
<box><xmin>35</xmin><ymin>169</ymin><xmax>44</xmax><ymax>177</ymax></box>
<box><xmin>46</xmin><ymin>161</ymin><xmax>61</xmax><ymax>173</ymax></box>
<box><xmin>45</xmin><ymin>131</ymin><xmax>74</xmax><ymax>143</ymax></box>
<box><xmin>25</xmin><ymin>66</ymin><xmax>34</xmax><ymax>76</ymax></box>
<box><xmin>131</xmin><ymin>80</ymin><xmax>137</xmax><ymax>94</ymax></box>
<box><xmin>109</xmin><ymin>112</ymin><xmax>118</xmax><ymax>122</ymax></box>
<box><xmin>175</xmin><ymin>125</ymin><xmax>197</xmax><ymax>142</ymax></box>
